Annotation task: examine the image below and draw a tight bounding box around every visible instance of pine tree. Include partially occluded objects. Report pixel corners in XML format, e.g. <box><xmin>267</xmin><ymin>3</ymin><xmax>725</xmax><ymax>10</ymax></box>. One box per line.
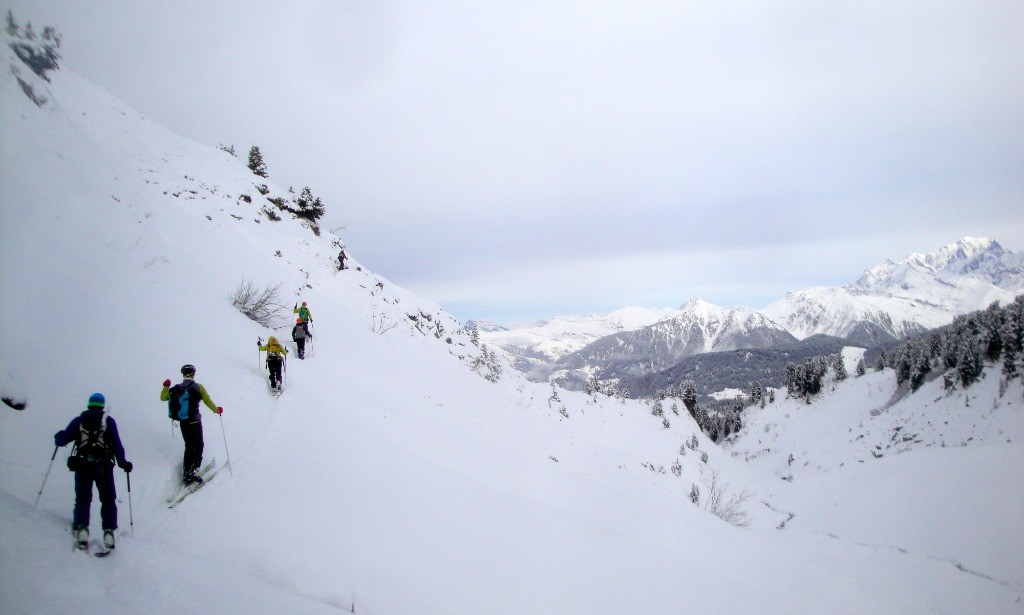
<box><xmin>981</xmin><ymin>301</ymin><xmax>1005</xmax><ymax>362</ymax></box>
<box><xmin>6</xmin><ymin>10</ymin><xmax>19</xmax><ymax>36</ymax></box>
<box><xmin>1000</xmin><ymin>306</ymin><xmax>1022</xmax><ymax>380</ymax></box>
<box><xmin>956</xmin><ymin>337</ymin><xmax>982</xmax><ymax>387</ymax></box>
<box><xmin>247</xmin><ymin>146</ymin><xmax>268</xmax><ymax>178</ymax></box>
<box><xmin>875</xmin><ymin>350</ymin><xmax>888</xmax><ymax>372</ymax></box>
<box><xmin>909</xmin><ymin>340</ymin><xmax>931</xmax><ymax>391</ymax></box>
<box><xmin>855</xmin><ymin>358</ymin><xmax>866</xmax><ymax>377</ymax></box>
<box><xmin>832</xmin><ymin>354</ymin><xmax>848</xmax><ymax>382</ymax></box>
<box><xmin>750</xmin><ymin>381</ymin><xmax>764</xmax><ymax>405</ymax></box>
<box><xmin>6</xmin><ymin>12</ymin><xmax>62</xmax><ymax>80</ymax></box>
<box><xmin>680</xmin><ymin>380</ymin><xmax>698</xmax><ymax>416</ymax></box>
<box><xmin>295</xmin><ymin>186</ymin><xmax>326</xmax><ymax>221</ymax></box>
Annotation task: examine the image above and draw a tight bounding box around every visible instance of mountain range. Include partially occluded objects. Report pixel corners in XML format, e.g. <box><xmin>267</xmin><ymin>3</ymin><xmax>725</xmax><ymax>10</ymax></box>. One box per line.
<box><xmin>483</xmin><ymin>237</ymin><xmax>1024</xmax><ymax>391</ymax></box>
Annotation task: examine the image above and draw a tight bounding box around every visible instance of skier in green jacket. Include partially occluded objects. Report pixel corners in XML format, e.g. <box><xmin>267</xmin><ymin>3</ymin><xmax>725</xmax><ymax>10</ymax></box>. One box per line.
<box><xmin>293</xmin><ymin>301</ymin><xmax>313</xmax><ymax>337</ymax></box>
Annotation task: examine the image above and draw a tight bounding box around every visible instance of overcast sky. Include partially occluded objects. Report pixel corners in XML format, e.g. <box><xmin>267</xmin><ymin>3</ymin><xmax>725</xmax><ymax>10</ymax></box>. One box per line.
<box><xmin>7</xmin><ymin>1</ymin><xmax>1024</xmax><ymax>324</ymax></box>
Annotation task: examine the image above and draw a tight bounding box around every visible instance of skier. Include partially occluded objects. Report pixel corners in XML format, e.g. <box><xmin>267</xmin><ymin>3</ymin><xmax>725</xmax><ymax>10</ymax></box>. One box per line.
<box><xmin>292</xmin><ymin>318</ymin><xmax>308</xmax><ymax>359</ymax></box>
<box><xmin>337</xmin><ymin>248</ymin><xmax>347</xmax><ymax>271</ymax></box>
<box><xmin>54</xmin><ymin>393</ymin><xmax>133</xmax><ymax>550</ymax></box>
<box><xmin>293</xmin><ymin>301</ymin><xmax>313</xmax><ymax>337</ymax></box>
<box><xmin>161</xmin><ymin>365</ymin><xmax>223</xmax><ymax>485</ymax></box>
<box><xmin>258</xmin><ymin>336</ymin><xmax>288</xmax><ymax>391</ymax></box>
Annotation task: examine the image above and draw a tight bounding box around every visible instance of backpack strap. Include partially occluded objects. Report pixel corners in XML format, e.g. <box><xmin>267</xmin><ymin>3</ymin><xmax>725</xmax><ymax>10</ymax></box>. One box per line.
<box><xmin>73</xmin><ymin>412</ymin><xmax>108</xmax><ymax>458</ymax></box>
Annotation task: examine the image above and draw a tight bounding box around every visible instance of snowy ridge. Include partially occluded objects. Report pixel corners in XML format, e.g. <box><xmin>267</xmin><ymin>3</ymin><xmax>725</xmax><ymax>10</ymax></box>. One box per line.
<box><xmin>766</xmin><ymin>237</ymin><xmax>1024</xmax><ymax>342</ymax></box>
<box><xmin>543</xmin><ymin>299</ymin><xmax>797</xmax><ymax>388</ymax></box>
<box><xmin>483</xmin><ymin>305</ymin><xmax>679</xmax><ymax>373</ymax></box>
<box><xmin>1</xmin><ymin>32</ymin><xmax>1022</xmax><ymax>614</ymax></box>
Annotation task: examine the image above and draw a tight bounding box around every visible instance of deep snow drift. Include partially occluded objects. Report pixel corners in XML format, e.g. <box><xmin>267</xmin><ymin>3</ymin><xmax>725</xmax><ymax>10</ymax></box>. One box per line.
<box><xmin>1</xmin><ymin>40</ymin><xmax>1022</xmax><ymax>614</ymax></box>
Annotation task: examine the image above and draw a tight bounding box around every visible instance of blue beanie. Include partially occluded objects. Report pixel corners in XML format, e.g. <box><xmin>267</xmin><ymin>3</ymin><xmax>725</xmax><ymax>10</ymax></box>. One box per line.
<box><xmin>87</xmin><ymin>393</ymin><xmax>105</xmax><ymax>409</ymax></box>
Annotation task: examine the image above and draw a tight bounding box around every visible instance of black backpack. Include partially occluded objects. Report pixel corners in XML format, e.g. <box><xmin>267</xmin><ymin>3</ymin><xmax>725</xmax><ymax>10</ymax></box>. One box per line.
<box><xmin>168</xmin><ymin>381</ymin><xmax>201</xmax><ymax>421</ymax></box>
<box><xmin>72</xmin><ymin>412</ymin><xmax>112</xmax><ymax>464</ymax></box>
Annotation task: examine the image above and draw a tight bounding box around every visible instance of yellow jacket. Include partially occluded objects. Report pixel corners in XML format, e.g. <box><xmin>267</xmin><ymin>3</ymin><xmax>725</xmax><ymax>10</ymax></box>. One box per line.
<box><xmin>259</xmin><ymin>336</ymin><xmax>288</xmax><ymax>357</ymax></box>
<box><xmin>160</xmin><ymin>380</ymin><xmax>219</xmax><ymax>413</ymax></box>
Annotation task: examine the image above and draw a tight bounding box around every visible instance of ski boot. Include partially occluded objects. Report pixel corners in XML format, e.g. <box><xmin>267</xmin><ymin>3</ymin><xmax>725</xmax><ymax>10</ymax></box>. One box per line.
<box><xmin>74</xmin><ymin>525</ymin><xmax>89</xmax><ymax>549</ymax></box>
<box><xmin>103</xmin><ymin>530</ymin><xmax>116</xmax><ymax>550</ymax></box>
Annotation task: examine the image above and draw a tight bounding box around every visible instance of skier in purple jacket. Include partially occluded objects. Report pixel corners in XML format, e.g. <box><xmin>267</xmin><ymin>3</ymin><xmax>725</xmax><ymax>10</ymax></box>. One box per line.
<box><xmin>54</xmin><ymin>392</ymin><xmax>132</xmax><ymax>550</ymax></box>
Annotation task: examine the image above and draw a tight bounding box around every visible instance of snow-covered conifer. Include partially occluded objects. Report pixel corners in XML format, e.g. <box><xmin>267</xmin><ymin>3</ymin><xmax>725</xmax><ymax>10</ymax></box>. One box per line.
<box><xmin>248</xmin><ymin>146</ymin><xmax>268</xmax><ymax>178</ymax></box>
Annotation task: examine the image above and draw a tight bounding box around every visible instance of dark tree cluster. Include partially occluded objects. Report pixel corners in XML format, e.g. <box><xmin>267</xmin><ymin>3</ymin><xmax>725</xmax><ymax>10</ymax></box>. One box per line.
<box><xmin>653</xmin><ymin>379</ymin><xmax>742</xmax><ymax>443</ymax></box>
<box><xmin>6</xmin><ymin>11</ymin><xmax>62</xmax><ymax>81</ymax></box>
<box><xmin>784</xmin><ymin>355</ymin><xmax>832</xmax><ymax>401</ymax></box>
<box><xmin>881</xmin><ymin>295</ymin><xmax>1024</xmax><ymax>390</ymax></box>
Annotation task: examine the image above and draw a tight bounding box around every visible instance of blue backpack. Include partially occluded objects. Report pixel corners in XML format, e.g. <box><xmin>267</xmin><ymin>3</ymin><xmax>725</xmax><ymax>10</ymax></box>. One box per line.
<box><xmin>168</xmin><ymin>381</ymin><xmax>201</xmax><ymax>421</ymax></box>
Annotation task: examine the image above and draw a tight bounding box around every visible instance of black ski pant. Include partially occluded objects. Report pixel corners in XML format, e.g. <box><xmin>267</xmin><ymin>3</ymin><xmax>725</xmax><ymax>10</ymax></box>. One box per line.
<box><xmin>294</xmin><ymin>338</ymin><xmax>306</xmax><ymax>358</ymax></box>
<box><xmin>267</xmin><ymin>355</ymin><xmax>283</xmax><ymax>387</ymax></box>
<box><xmin>73</xmin><ymin>462</ymin><xmax>117</xmax><ymax>530</ymax></box>
<box><xmin>180</xmin><ymin>418</ymin><xmax>204</xmax><ymax>480</ymax></box>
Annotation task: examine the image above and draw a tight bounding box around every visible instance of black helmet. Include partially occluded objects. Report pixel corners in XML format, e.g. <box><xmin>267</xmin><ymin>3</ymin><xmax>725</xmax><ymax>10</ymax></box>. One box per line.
<box><xmin>181</xmin><ymin>364</ymin><xmax>196</xmax><ymax>376</ymax></box>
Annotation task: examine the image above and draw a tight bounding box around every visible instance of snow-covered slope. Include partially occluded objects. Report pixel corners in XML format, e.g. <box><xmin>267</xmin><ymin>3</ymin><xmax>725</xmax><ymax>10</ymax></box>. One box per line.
<box><xmin>727</xmin><ymin>354</ymin><xmax>1024</xmax><ymax>591</ymax></box>
<box><xmin>764</xmin><ymin>237</ymin><xmax>1024</xmax><ymax>343</ymax></box>
<box><xmin>2</xmin><ymin>32</ymin><xmax>1022</xmax><ymax>615</ymax></box>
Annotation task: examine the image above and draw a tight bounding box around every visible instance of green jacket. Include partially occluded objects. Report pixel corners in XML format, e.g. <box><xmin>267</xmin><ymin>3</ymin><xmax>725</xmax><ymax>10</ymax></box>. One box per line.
<box><xmin>293</xmin><ymin>306</ymin><xmax>312</xmax><ymax>322</ymax></box>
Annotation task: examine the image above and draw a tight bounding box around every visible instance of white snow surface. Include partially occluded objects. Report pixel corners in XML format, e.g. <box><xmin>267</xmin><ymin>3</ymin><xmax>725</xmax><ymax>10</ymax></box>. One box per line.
<box><xmin>2</xmin><ymin>49</ymin><xmax>1023</xmax><ymax>614</ymax></box>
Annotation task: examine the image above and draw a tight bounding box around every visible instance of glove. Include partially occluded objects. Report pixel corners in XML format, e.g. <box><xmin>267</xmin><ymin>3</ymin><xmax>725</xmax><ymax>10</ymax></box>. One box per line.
<box><xmin>119</xmin><ymin>460</ymin><xmax>133</xmax><ymax>473</ymax></box>
<box><xmin>163</xmin><ymin>379</ymin><xmax>171</xmax><ymax>388</ymax></box>
<box><xmin>216</xmin><ymin>406</ymin><xmax>224</xmax><ymax>415</ymax></box>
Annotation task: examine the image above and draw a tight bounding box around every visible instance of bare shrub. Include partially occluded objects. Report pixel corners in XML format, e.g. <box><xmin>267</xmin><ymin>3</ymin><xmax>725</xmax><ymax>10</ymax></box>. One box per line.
<box><xmin>231</xmin><ymin>279</ymin><xmax>285</xmax><ymax>327</ymax></box>
<box><xmin>702</xmin><ymin>470</ymin><xmax>752</xmax><ymax>527</ymax></box>
<box><xmin>370</xmin><ymin>308</ymin><xmax>399</xmax><ymax>335</ymax></box>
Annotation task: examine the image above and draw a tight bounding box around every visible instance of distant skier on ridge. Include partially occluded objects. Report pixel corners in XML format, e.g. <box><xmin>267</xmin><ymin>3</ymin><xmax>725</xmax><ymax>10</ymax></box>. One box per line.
<box><xmin>54</xmin><ymin>392</ymin><xmax>133</xmax><ymax>551</ymax></box>
<box><xmin>161</xmin><ymin>365</ymin><xmax>223</xmax><ymax>485</ymax></box>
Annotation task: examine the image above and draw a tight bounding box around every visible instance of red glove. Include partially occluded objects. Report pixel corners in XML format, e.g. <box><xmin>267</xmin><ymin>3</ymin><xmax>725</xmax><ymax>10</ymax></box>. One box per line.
<box><xmin>216</xmin><ymin>406</ymin><xmax>224</xmax><ymax>415</ymax></box>
<box><xmin>163</xmin><ymin>379</ymin><xmax>171</xmax><ymax>387</ymax></box>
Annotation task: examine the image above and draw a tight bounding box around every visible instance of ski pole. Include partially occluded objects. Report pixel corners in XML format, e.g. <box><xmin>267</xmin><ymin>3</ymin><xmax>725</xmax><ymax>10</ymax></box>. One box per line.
<box><xmin>125</xmin><ymin>470</ymin><xmax>134</xmax><ymax>535</ymax></box>
<box><xmin>219</xmin><ymin>413</ymin><xmax>233</xmax><ymax>477</ymax></box>
<box><xmin>34</xmin><ymin>446</ymin><xmax>58</xmax><ymax>507</ymax></box>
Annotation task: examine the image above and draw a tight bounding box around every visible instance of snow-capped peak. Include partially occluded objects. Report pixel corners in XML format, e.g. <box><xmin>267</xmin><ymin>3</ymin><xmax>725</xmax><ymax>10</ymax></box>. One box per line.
<box><xmin>853</xmin><ymin>236</ymin><xmax>1011</xmax><ymax>291</ymax></box>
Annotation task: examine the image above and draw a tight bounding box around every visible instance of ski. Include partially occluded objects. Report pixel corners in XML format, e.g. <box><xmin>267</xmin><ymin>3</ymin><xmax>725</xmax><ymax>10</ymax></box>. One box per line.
<box><xmin>94</xmin><ymin>544</ymin><xmax>113</xmax><ymax>558</ymax></box>
<box><xmin>167</xmin><ymin>468</ymin><xmax>219</xmax><ymax>508</ymax></box>
<box><xmin>165</xmin><ymin>458</ymin><xmax>216</xmax><ymax>504</ymax></box>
